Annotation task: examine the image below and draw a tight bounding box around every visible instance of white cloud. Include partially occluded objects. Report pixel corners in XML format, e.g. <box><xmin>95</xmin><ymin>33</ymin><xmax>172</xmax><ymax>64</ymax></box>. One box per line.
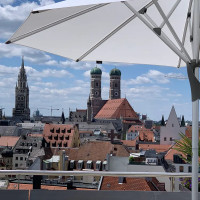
<box><xmin>39</xmin><ymin>0</ymin><xmax>55</xmax><ymax>6</ymax></box>
<box><xmin>147</xmin><ymin>70</ymin><xmax>169</xmax><ymax>84</ymax></box>
<box><xmin>60</xmin><ymin>60</ymin><xmax>94</xmax><ymax>70</ymax></box>
<box><xmin>0</xmin><ymin>0</ymin><xmax>14</xmax><ymax>5</ymax></box>
<box><xmin>0</xmin><ymin>2</ymin><xmax>39</xmax><ymax>39</ymax></box>
<box><xmin>0</xmin><ymin>43</ymin><xmax>54</xmax><ymax>64</ymax></box>
<box><xmin>125</xmin><ymin>76</ymin><xmax>152</xmax><ymax>85</ymax></box>
<box><xmin>125</xmin><ymin>70</ymin><xmax>186</xmax><ymax>86</ymax></box>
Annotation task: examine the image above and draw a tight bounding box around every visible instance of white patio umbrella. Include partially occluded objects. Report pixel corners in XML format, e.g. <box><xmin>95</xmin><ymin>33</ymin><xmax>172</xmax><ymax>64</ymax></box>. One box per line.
<box><xmin>6</xmin><ymin>0</ymin><xmax>200</xmax><ymax>199</ymax></box>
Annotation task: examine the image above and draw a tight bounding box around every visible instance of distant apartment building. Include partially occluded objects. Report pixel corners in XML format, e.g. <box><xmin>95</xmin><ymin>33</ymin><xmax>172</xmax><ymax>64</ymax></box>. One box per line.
<box><xmin>12</xmin><ymin>134</ymin><xmax>44</xmax><ymax>170</ymax></box>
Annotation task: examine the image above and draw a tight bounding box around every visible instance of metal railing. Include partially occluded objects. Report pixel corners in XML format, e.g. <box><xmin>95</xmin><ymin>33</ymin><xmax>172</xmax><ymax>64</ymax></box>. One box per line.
<box><xmin>0</xmin><ymin>169</ymin><xmax>197</xmax><ymax>178</ymax></box>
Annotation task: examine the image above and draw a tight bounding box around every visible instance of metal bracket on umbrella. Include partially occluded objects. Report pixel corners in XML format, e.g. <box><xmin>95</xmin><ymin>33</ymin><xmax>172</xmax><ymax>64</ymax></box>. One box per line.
<box><xmin>187</xmin><ymin>60</ymin><xmax>200</xmax><ymax>102</ymax></box>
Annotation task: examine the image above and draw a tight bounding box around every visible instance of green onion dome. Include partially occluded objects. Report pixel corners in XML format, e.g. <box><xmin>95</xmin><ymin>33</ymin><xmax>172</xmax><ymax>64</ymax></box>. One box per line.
<box><xmin>110</xmin><ymin>68</ymin><xmax>121</xmax><ymax>76</ymax></box>
<box><xmin>90</xmin><ymin>67</ymin><xmax>102</xmax><ymax>75</ymax></box>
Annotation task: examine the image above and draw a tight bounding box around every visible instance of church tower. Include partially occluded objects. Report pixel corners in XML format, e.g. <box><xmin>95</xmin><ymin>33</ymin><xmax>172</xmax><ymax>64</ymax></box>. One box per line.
<box><xmin>109</xmin><ymin>68</ymin><xmax>121</xmax><ymax>99</ymax></box>
<box><xmin>89</xmin><ymin>67</ymin><xmax>104</xmax><ymax>118</ymax></box>
<box><xmin>13</xmin><ymin>57</ymin><xmax>30</xmax><ymax>121</ymax></box>
<box><xmin>90</xmin><ymin>67</ymin><xmax>102</xmax><ymax>100</ymax></box>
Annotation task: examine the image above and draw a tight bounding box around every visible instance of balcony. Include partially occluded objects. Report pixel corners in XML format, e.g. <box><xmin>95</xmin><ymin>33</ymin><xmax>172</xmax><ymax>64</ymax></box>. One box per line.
<box><xmin>0</xmin><ymin>170</ymin><xmax>199</xmax><ymax>200</ymax></box>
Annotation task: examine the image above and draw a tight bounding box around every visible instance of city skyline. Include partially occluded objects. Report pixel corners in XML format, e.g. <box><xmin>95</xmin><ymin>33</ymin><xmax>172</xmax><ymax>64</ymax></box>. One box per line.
<box><xmin>0</xmin><ymin>0</ymin><xmax>192</xmax><ymax>120</ymax></box>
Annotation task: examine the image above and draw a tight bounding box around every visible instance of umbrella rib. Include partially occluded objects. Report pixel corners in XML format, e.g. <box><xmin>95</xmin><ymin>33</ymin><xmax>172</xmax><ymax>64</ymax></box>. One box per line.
<box><xmin>153</xmin><ymin>0</ymin><xmax>191</xmax><ymax>62</ymax></box>
<box><xmin>159</xmin><ymin>0</ymin><xmax>181</xmax><ymax>29</ymax></box>
<box><xmin>123</xmin><ymin>1</ymin><xmax>189</xmax><ymax>64</ymax></box>
<box><xmin>76</xmin><ymin>0</ymin><xmax>155</xmax><ymax>62</ymax></box>
<box><xmin>6</xmin><ymin>4</ymin><xmax>108</xmax><ymax>44</ymax></box>
<box><xmin>177</xmin><ymin>0</ymin><xmax>193</xmax><ymax>68</ymax></box>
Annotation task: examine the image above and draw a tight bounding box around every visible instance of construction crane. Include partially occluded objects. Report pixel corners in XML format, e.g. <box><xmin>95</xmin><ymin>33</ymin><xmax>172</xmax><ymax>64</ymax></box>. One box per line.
<box><xmin>50</xmin><ymin>106</ymin><xmax>59</xmax><ymax>116</ymax></box>
<box><xmin>33</xmin><ymin>107</ymin><xmax>59</xmax><ymax>116</ymax></box>
<box><xmin>164</xmin><ymin>74</ymin><xmax>188</xmax><ymax>79</ymax></box>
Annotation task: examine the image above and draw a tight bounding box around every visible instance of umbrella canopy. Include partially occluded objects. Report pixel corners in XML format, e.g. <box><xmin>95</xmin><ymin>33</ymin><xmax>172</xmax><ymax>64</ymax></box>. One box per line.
<box><xmin>6</xmin><ymin>1</ymin><xmax>200</xmax><ymax>200</ymax></box>
<box><xmin>7</xmin><ymin>0</ymin><xmax>191</xmax><ymax>67</ymax></box>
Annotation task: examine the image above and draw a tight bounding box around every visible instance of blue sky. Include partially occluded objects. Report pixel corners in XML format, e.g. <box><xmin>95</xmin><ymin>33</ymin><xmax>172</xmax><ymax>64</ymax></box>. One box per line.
<box><xmin>0</xmin><ymin>0</ymin><xmax>192</xmax><ymax>120</ymax></box>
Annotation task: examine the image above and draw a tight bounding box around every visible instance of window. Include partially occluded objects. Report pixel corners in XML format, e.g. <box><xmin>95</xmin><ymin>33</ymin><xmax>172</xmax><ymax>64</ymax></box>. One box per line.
<box><xmin>170</xmin><ymin>137</ymin><xmax>173</xmax><ymax>141</ymax></box>
<box><xmin>164</xmin><ymin>137</ymin><xmax>167</xmax><ymax>141</ymax></box>
<box><xmin>86</xmin><ymin>160</ymin><xmax>92</xmax><ymax>169</ymax></box>
<box><xmin>65</xmin><ymin>136</ymin><xmax>69</xmax><ymax>140</ymax></box>
<box><xmin>179</xmin><ymin>166</ymin><xmax>184</xmax><ymax>172</ymax></box>
<box><xmin>96</xmin><ymin>161</ymin><xmax>101</xmax><ymax>171</ymax></box>
<box><xmin>95</xmin><ymin>82</ymin><xmax>99</xmax><ymax>87</ymax></box>
<box><xmin>20</xmin><ymin>157</ymin><xmax>23</xmax><ymax>161</ymax></box>
<box><xmin>15</xmin><ymin>163</ymin><xmax>18</xmax><ymax>167</ymax></box>
<box><xmin>78</xmin><ymin>160</ymin><xmax>83</xmax><ymax>170</ymax></box>
<box><xmin>16</xmin><ymin>157</ymin><xmax>18</xmax><ymax>160</ymax></box>
<box><xmin>172</xmin><ymin>124</ymin><xmax>174</xmax><ymax>127</ymax></box>
<box><xmin>102</xmin><ymin>161</ymin><xmax>107</xmax><ymax>171</ymax></box>
<box><xmin>70</xmin><ymin>160</ymin><xmax>75</xmax><ymax>169</ymax></box>
<box><xmin>115</xmin><ymin>83</ymin><xmax>118</xmax><ymax>87</ymax></box>
<box><xmin>188</xmin><ymin>166</ymin><xmax>192</xmax><ymax>173</ymax></box>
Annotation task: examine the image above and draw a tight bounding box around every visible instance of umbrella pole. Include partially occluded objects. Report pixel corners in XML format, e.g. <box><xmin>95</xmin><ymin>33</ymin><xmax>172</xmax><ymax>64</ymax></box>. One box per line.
<box><xmin>192</xmin><ymin>81</ymin><xmax>199</xmax><ymax>200</ymax></box>
<box><xmin>192</xmin><ymin>0</ymin><xmax>200</xmax><ymax>199</ymax></box>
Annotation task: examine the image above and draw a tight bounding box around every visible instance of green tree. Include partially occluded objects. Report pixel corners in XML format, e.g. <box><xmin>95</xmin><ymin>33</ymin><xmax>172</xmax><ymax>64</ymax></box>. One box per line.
<box><xmin>181</xmin><ymin>115</ymin><xmax>185</xmax><ymax>127</ymax></box>
<box><xmin>174</xmin><ymin>133</ymin><xmax>200</xmax><ymax>163</ymax></box>
<box><xmin>161</xmin><ymin>115</ymin><xmax>165</xmax><ymax>126</ymax></box>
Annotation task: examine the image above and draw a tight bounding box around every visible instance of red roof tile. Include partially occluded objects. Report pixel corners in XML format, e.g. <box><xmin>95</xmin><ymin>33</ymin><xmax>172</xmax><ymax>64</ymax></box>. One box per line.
<box><xmin>95</xmin><ymin>98</ymin><xmax>138</xmax><ymax>119</ymax></box>
<box><xmin>8</xmin><ymin>183</ymin><xmax>95</xmax><ymax>191</ymax></box>
<box><xmin>100</xmin><ymin>177</ymin><xmax>158</xmax><ymax>191</ymax></box>
<box><xmin>121</xmin><ymin>139</ymin><xmax>137</xmax><ymax>147</ymax></box>
<box><xmin>0</xmin><ymin>136</ymin><xmax>20</xmax><ymax>147</ymax></box>
<box><xmin>48</xmin><ymin>141</ymin><xmax>130</xmax><ymax>163</ymax></box>
<box><xmin>139</xmin><ymin>144</ymin><xmax>171</xmax><ymax>153</ymax></box>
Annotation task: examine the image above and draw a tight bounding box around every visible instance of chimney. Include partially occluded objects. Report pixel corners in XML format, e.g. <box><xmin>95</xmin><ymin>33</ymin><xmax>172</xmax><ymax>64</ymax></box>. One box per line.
<box><xmin>110</xmin><ymin>129</ymin><xmax>114</xmax><ymax>143</ymax></box>
<box><xmin>33</xmin><ymin>175</ymin><xmax>42</xmax><ymax>189</ymax></box>
<box><xmin>66</xmin><ymin>179</ymin><xmax>74</xmax><ymax>190</ymax></box>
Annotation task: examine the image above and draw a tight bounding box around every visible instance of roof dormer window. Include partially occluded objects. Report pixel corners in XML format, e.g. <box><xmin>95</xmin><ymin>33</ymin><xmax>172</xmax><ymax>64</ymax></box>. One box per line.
<box><xmin>86</xmin><ymin>160</ymin><xmax>92</xmax><ymax>169</ymax></box>
<box><xmin>78</xmin><ymin>160</ymin><xmax>83</xmax><ymax>170</ymax></box>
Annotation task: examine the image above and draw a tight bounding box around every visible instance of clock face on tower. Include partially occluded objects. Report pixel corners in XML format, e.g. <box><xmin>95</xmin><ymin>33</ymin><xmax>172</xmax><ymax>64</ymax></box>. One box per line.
<box><xmin>114</xmin><ymin>92</ymin><xmax>118</xmax><ymax>96</ymax></box>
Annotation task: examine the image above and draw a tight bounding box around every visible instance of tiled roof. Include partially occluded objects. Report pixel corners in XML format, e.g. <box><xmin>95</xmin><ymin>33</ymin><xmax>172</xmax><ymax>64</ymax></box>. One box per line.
<box><xmin>43</xmin><ymin>124</ymin><xmax>75</xmax><ymax>148</ymax></box>
<box><xmin>121</xmin><ymin>139</ymin><xmax>137</xmax><ymax>147</ymax></box>
<box><xmin>128</xmin><ymin>125</ymin><xmax>154</xmax><ymax>142</ymax></box>
<box><xmin>164</xmin><ymin>144</ymin><xmax>185</xmax><ymax>161</ymax></box>
<box><xmin>27</xmin><ymin>134</ymin><xmax>43</xmax><ymax>137</ymax></box>
<box><xmin>8</xmin><ymin>183</ymin><xmax>95</xmax><ymax>191</ymax></box>
<box><xmin>95</xmin><ymin>98</ymin><xmax>138</xmax><ymax>119</ymax></box>
<box><xmin>47</xmin><ymin>141</ymin><xmax>130</xmax><ymax>170</ymax></box>
<box><xmin>66</xmin><ymin>141</ymin><xmax>130</xmax><ymax>161</ymax></box>
<box><xmin>0</xmin><ymin>136</ymin><xmax>20</xmax><ymax>147</ymax></box>
<box><xmin>139</xmin><ymin>144</ymin><xmax>172</xmax><ymax>153</ymax></box>
<box><xmin>128</xmin><ymin>125</ymin><xmax>147</xmax><ymax>132</ymax></box>
<box><xmin>139</xmin><ymin>130</ymin><xmax>154</xmax><ymax>142</ymax></box>
<box><xmin>100</xmin><ymin>177</ymin><xmax>157</xmax><ymax>191</ymax></box>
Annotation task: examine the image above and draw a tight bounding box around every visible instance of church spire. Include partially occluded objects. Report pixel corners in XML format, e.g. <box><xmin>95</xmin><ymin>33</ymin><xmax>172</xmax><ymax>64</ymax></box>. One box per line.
<box><xmin>21</xmin><ymin>56</ymin><xmax>24</xmax><ymax>69</ymax></box>
<box><xmin>13</xmin><ymin>57</ymin><xmax>30</xmax><ymax>121</ymax></box>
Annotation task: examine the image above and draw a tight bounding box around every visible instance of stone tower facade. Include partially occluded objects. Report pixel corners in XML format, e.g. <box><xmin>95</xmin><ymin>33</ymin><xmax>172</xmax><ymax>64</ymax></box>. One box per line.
<box><xmin>87</xmin><ymin>95</ymin><xmax>92</xmax><ymax>122</ymax></box>
<box><xmin>89</xmin><ymin>67</ymin><xmax>106</xmax><ymax>119</ymax></box>
<box><xmin>13</xmin><ymin>57</ymin><xmax>30</xmax><ymax>121</ymax></box>
<box><xmin>90</xmin><ymin>67</ymin><xmax>102</xmax><ymax>100</ymax></box>
<box><xmin>109</xmin><ymin>68</ymin><xmax>121</xmax><ymax>99</ymax></box>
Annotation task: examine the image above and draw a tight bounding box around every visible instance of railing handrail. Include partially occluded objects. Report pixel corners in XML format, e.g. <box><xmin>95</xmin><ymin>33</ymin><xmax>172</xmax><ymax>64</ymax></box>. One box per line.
<box><xmin>0</xmin><ymin>170</ymin><xmax>198</xmax><ymax>178</ymax></box>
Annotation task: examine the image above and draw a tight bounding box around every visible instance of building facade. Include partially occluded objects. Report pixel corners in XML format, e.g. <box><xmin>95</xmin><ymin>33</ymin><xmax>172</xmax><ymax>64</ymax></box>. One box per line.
<box><xmin>160</xmin><ymin>106</ymin><xmax>186</xmax><ymax>145</ymax></box>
